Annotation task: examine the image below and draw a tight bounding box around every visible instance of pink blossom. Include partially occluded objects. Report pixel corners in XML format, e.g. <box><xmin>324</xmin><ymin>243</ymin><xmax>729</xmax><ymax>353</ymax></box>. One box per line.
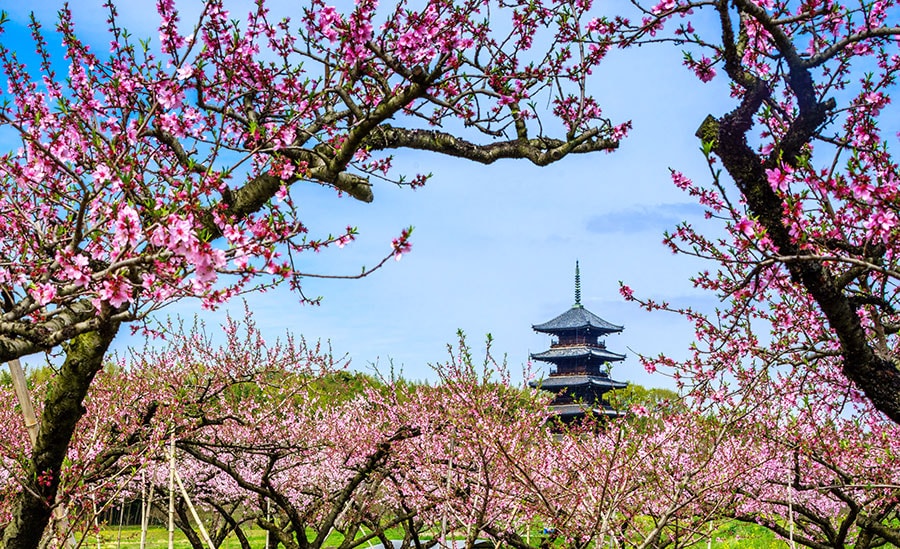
<box><xmin>176</xmin><ymin>65</ymin><xmax>194</xmax><ymax>81</ymax></box>
<box><xmin>93</xmin><ymin>164</ymin><xmax>113</xmax><ymax>185</ymax></box>
<box><xmin>630</xmin><ymin>404</ymin><xmax>649</xmax><ymax>417</ymax></box>
<box><xmin>155</xmin><ymin>81</ymin><xmax>183</xmax><ymax>110</ymax></box>
<box><xmin>695</xmin><ymin>56</ymin><xmax>716</xmax><ymax>82</ymax></box>
<box><xmin>167</xmin><ymin>217</ymin><xmax>196</xmax><ymax>250</ymax></box>
<box><xmin>317</xmin><ymin>6</ymin><xmax>342</xmax><ymax>42</ymax></box>
<box><xmin>735</xmin><ymin>217</ymin><xmax>755</xmax><ymax>237</ymax></box>
<box><xmin>851</xmin><ymin>180</ymin><xmax>874</xmax><ymax>202</ymax></box>
<box><xmin>98</xmin><ymin>277</ymin><xmax>131</xmax><ymax>308</ymax></box>
<box><xmin>223</xmin><ymin>224</ymin><xmax>246</xmax><ymax>246</ymax></box>
<box><xmin>671</xmin><ymin>171</ymin><xmax>692</xmax><ymax>190</ymax></box>
<box><xmin>30</xmin><ymin>283</ymin><xmax>56</xmax><ymax>306</ymax></box>
<box><xmin>113</xmin><ymin>204</ymin><xmax>143</xmax><ymax>254</ymax></box>
<box><xmin>391</xmin><ymin>228</ymin><xmax>413</xmax><ymax>261</ymax></box>
<box><xmin>651</xmin><ymin>0</ymin><xmax>677</xmax><ymax>13</ymax></box>
<box><xmin>274</xmin><ymin>161</ymin><xmax>295</xmax><ymax>180</ymax></box>
<box><xmin>765</xmin><ymin>165</ymin><xmax>793</xmax><ymax>192</ymax></box>
<box><xmin>864</xmin><ymin>210</ymin><xmax>897</xmax><ymax>243</ymax></box>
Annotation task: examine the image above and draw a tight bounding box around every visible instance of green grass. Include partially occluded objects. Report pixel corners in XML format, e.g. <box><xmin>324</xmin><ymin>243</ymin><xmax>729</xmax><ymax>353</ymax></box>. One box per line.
<box><xmin>707</xmin><ymin>522</ymin><xmax>789</xmax><ymax>549</ymax></box>
<box><xmin>87</xmin><ymin>522</ymin><xmax>787</xmax><ymax>549</ymax></box>
<box><xmin>85</xmin><ymin>525</ymin><xmax>408</xmax><ymax>549</ymax></box>
<box><xmin>83</xmin><ymin>525</ymin><xmax>263</xmax><ymax>549</ymax></box>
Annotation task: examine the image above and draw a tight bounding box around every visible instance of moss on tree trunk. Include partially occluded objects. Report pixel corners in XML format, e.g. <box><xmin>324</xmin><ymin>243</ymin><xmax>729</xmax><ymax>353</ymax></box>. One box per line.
<box><xmin>2</xmin><ymin>324</ymin><xmax>119</xmax><ymax>549</ymax></box>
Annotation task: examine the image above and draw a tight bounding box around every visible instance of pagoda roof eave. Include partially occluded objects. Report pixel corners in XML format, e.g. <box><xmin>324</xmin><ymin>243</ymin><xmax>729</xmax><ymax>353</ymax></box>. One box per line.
<box><xmin>529</xmin><ymin>375</ymin><xmax>628</xmax><ymax>390</ymax></box>
<box><xmin>532</xmin><ymin>306</ymin><xmax>624</xmax><ymax>334</ymax></box>
<box><xmin>549</xmin><ymin>403</ymin><xmax>624</xmax><ymax>417</ymax></box>
<box><xmin>530</xmin><ymin>347</ymin><xmax>626</xmax><ymax>362</ymax></box>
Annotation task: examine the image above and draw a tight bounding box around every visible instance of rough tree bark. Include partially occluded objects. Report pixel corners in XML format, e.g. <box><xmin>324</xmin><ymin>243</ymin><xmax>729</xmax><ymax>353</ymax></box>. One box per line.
<box><xmin>2</xmin><ymin>325</ymin><xmax>119</xmax><ymax>549</ymax></box>
<box><xmin>696</xmin><ymin>0</ymin><xmax>900</xmax><ymax>425</ymax></box>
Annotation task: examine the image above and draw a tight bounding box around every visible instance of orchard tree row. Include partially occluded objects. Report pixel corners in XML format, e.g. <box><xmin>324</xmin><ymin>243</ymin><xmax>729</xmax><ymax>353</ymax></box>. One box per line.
<box><xmin>0</xmin><ymin>317</ymin><xmax>898</xmax><ymax>548</ymax></box>
<box><xmin>0</xmin><ymin>0</ymin><xmax>898</xmax><ymax>546</ymax></box>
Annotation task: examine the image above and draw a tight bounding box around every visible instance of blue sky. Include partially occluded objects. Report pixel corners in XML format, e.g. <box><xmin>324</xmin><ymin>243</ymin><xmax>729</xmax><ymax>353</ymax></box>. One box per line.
<box><xmin>3</xmin><ymin>0</ymin><xmax>736</xmax><ymax>388</ymax></box>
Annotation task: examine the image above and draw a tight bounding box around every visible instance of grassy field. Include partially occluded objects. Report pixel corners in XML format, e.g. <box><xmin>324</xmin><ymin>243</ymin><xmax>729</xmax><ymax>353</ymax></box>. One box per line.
<box><xmin>86</xmin><ymin>526</ymin><xmax>414</xmax><ymax>549</ymax></box>
<box><xmin>87</xmin><ymin>522</ymin><xmax>788</xmax><ymax>549</ymax></box>
<box><xmin>707</xmin><ymin>522</ymin><xmax>789</xmax><ymax>548</ymax></box>
<box><xmin>86</xmin><ymin>525</ymin><xmax>267</xmax><ymax>549</ymax></box>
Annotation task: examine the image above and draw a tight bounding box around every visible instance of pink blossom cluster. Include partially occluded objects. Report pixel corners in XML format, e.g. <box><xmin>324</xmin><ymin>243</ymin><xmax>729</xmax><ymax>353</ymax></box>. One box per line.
<box><xmin>4</xmin><ymin>316</ymin><xmax>897</xmax><ymax>545</ymax></box>
<box><xmin>0</xmin><ymin>0</ymin><xmax>621</xmax><ymax>339</ymax></box>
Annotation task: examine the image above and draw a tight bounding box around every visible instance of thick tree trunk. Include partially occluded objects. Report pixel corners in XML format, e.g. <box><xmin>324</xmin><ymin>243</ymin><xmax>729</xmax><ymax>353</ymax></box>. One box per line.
<box><xmin>691</xmin><ymin>0</ymin><xmax>900</xmax><ymax>425</ymax></box>
<box><xmin>699</xmin><ymin>97</ymin><xmax>900</xmax><ymax>424</ymax></box>
<box><xmin>694</xmin><ymin>0</ymin><xmax>900</xmax><ymax>422</ymax></box>
<box><xmin>2</xmin><ymin>324</ymin><xmax>119</xmax><ymax>549</ymax></box>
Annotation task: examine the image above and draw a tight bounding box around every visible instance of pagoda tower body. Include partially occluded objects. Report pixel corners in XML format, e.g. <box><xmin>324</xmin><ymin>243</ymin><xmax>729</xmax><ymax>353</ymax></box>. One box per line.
<box><xmin>529</xmin><ymin>263</ymin><xmax>627</xmax><ymax>421</ymax></box>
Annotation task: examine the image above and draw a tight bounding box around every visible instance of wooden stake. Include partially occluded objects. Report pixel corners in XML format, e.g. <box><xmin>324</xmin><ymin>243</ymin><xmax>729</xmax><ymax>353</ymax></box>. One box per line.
<box><xmin>140</xmin><ymin>470</ymin><xmax>150</xmax><ymax>549</ymax></box>
<box><xmin>92</xmin><ymin>496</ymin><xmax>102</xmax><ymax>549</ymax></box>
<box><xmin>9</xmin><ymin>359</ymin><xmax>38</xmax><ymax>446</ymax></box>
<box><xmin>265</xmin><ymin>499</ymin><xmax>272</xmax><ymax>549</ymax></box>
<box><xmin>175</xmin><ymin>468</ymin><xmax>216</xmax><ymax>549</ymax></box>
<box><xmin>788</xmin><ymin>479</ymin><xmax>795</xmax><ymax>549</ymax></box>
<box><xmin>443</xmin><ymin>439</ymin><xmax>455</xmax><ymax>549</ymax></box>
<box><xmin>169</xmin><ymin>436</ymin><xmax>175</xmax><ymax>549</ymax></box>
<box><xmin>116</xmin><ymin>493</ymin><xmax>126</xmax><ymax>549</ymax></box>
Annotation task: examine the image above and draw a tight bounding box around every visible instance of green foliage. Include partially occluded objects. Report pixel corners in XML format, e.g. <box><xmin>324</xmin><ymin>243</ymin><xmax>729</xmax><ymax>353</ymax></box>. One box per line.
<box><xmin>304</xmin><ymin>370</ymin><xmax>381</xmax><ymax>405</ymax></box>
<box><xmin>26</xmin><ymin>366</ymin><xmax>56</xmax><ymax>388</ymax></box>
<box><xmin>607</xmin><ymin>383</ymin><xmax>681</xmax><ymax>412</ymax></box>
<box><xmin>0</xmin><ymin>363</ymin><xmax>60</xmax><ymax>388</ymax></box>
<box><xmin>102</xmin><ymin>361</ymin><xmax>125</xmax><ymax>377</ymax></box>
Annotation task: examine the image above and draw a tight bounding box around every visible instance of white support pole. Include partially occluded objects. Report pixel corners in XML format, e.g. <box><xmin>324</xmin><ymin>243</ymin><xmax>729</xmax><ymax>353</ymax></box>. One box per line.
<box><xmin>174</xmin><ymin>468</ymin><xmax>216</xmax><ymax>549</ymax></box>
<box><xmin>9</xmin><ymin>359</ymin><xmax>38</xmax><ymax>446</ymax></box>
<box><xmin>443</xmin><ymin>438</ymin><xmax>455</xmax><ymax>549</ymax></box>
<box><xmin>788</xmin><ymin>480</ymin><xmax>796</xmax><ymax>549</ymax></box>
<box><xmin>265</xmin><ymin>499</ymin><xmax>272</xmax><ymax>549</ymax></box>
<box><xmin>169</xmin><ymin>436</ymin><xmax>176</xmax><ymax>549</ymax></box>
<box><xmin>140</xmin><ymin>470</ymin><xmax>150</xmax><ymax>549</ymax></box>
<box><xmin>116</xmin><ymin>493</ymin><xmax>126</xmax><ymax>549</ymax></box>
<box><xmin>441</xmin><ymin>457</ymin><xmax>450</xmax><ymax>548</ymax></box>
<box><xmin>92</xmin><ymin>496</ymin><xmax>102</xmax><ymax>549</ymax></box>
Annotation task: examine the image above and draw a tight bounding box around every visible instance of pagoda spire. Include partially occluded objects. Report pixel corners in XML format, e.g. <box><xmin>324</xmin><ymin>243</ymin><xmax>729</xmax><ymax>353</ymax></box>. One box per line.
<box><xmin>574</xmin><ymin>261</ymin><xmax>582</xmax><ymax>308</ymax></box>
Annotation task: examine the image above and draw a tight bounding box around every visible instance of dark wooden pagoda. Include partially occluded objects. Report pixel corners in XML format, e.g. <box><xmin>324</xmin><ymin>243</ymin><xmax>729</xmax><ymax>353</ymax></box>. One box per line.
<box><xmin>529</xmin><ymin>262</ymin><xmax>627</xmax><ymax>422</ymax></box>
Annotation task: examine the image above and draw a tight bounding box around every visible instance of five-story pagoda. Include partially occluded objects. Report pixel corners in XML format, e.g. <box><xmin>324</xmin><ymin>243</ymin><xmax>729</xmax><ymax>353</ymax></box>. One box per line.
<box><xmin>529</xmin><ymin>262</ymin><xmax>627</xmax><ymax>421</ymax></box>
